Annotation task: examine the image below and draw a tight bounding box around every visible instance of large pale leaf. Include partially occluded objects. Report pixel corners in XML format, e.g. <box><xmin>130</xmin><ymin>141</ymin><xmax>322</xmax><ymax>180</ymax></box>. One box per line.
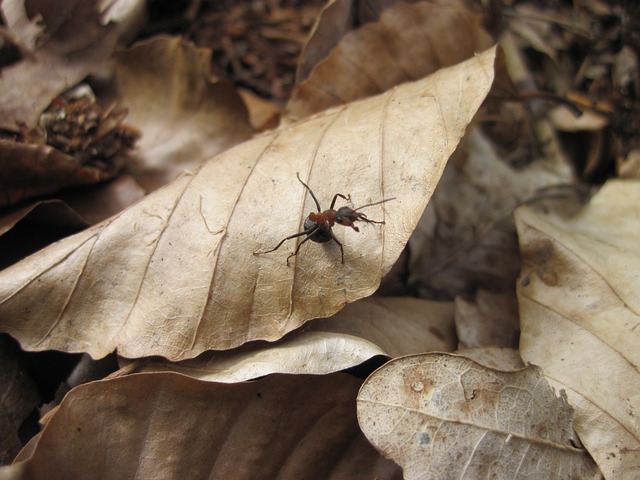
<box><xmin>0</xmin><ymin>47</ymin><xmax>496</xmax><ymax>361</ymax></box>
<box><xmin>516</xmin><ymin>180</ymin><xmax>640</xmax><ymax>479</ymax></box>
<box><xmin>0</xmin><ymin>373</ymin><xmax>401</xmax><ymax>479</ymax></box>
<box><xmin>357</xmin><ymin>353</ymin><xmax>600</xmax><ymax>479</ymax></box>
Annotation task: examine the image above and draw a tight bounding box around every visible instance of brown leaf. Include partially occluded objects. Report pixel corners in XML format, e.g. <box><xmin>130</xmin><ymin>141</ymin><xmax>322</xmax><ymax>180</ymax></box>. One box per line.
<box><xmin>0</xmin><ymin>48</ymin><xmax>496</xmax><ymax>361</ymax></box>
<box><xmin>127</xmin><ymin>331</ymin><xmax>387</xmax><ymax>382</ymax></box>
<box><xmin>357</xmin><ymin>353</ymin><xmax>601</xmax><ymax>479</ymax></box>
<box><xmin>114</xmin><ymin>36</ymin><xmax>253</xmax><ymax>191</ymax></box>
<box><xmin>287</xmin><ymin>1</ymin><xmax>493</xmax><ymax>120</ymax></box>
<box><xmin>516</xmin><ymin>180</ymin><xmax>640</xmax><ymax>478</ymax></box>
<box><xmin>5</xmin><ymin>373</ymin><xmax>401</xmax><ymax>480</ymax></box>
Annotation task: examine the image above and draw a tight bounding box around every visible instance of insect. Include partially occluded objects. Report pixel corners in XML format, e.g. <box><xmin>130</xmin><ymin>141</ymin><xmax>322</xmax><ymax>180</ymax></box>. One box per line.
<box><xmin>254</xmin><ymin>173</ymin><xmax>395</xmax><ymax>265</ymax></box>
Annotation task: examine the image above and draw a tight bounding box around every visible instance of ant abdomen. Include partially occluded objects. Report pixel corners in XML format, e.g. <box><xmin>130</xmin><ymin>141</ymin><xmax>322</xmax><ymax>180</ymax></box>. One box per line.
<box><xmin>305</xmin><ymin>217</ymin><xmax>332</xmax><ymax>243</ymax></box>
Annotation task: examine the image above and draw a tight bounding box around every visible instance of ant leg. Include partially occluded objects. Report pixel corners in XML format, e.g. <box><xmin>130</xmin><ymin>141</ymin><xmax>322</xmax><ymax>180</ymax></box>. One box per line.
<box><xmin>329</xmin><ymin>230</ymin><xmax>345</xmax><ymax>264</ymax></box>
<box><xmin>254</xmin><ymin>226</ymin><xmax>317</xmax><ymax>255</ymax></box>
<box><xmin>286</xmin><ymin>234</ymin><xmax>315</xmax><ymax>266</ymax></box>
<box><xmin>329</xmin><ymin>193</ymin><xmax>349</xmax><ymax>210</ymax></box>
<box><xmin>296</xmin><ymin>173</ymin><xmax>322</xmax><ymax>211</ymax></box>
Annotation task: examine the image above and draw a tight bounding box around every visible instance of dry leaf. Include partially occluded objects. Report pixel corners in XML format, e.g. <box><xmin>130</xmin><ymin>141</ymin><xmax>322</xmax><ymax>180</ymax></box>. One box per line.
<box><xmin>1</xmin><ymin>0</ymin><xmax>45</xmax><ymax>53</ymax></box>
<box><xmin>114</xmin><ymin>36</ymin><xmax>253</xmax><ymax>191</ymax></box>
<box><xmin>516</xmin><ymin>179</ymin><xmax>640</xmax><ymax>479</ymax></box>
<box><xmin>127</xmin><ymin>297</ymin><xmax>456</xmax><ymax>382</ymax></box>
<box><xmin>2</xmin><ymin>372</ymin><xmax>401</xmax><ymax>480</ymax></box>
<box><xmin>0</xmin><ymin>135</ymin><xmax>127</xmax><ymax>208</ymax></box>
<box><xmin>287</xmin><ymin>1</ymin><xmax>492</xmax><ymax>120</ymax></box>
<box><xmin>126</xmin><ymin>331</ymin><xmax>386</xmax><ymax>382</ymax></box>
<box><xmin>0</xmin><ymin>202</ymin><xmax>86</xmax><ymax>270</ymax></box>
<box><xmin>0</xmin><ymin>47</ymin><xmax>497</xmax><ymax>361</ymax></box>
<box><xmin>548</xmin><ymin>105</ymin><xmax>608</xmax><ymax>131</ymax></box>
<box><xmin>0</xmin><ymin>176</ymin><xmax>144</xmax><ymax>240</ymax></box>
<box><xmin>357</xmin><ymin>353</ymin><xmax>601</xmax><ymax>479</ymax></box>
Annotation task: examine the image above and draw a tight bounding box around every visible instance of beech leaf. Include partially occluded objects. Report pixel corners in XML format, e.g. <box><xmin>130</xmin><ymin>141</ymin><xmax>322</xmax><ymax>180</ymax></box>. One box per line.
<box><xmin>0</xmin><ymin>47</ymin><xmax>496</xmax><ymax>361</ymax></box>
<box><xmin>516</xmin><ymin>180</ymin><xmax>640</xmax><ymax>478</ymax></box>
<box><xmin>357</xmin><ymin>353</ymin><xmax>601</xmax><ymax>479</ymax></box>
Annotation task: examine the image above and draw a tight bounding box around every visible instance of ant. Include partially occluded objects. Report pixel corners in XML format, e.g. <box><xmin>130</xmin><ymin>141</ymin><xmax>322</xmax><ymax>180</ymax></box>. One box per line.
<box><xmin>254</xmin><ymin>173</ymin><xmax>395</xmax><ymax>265</ymax></box>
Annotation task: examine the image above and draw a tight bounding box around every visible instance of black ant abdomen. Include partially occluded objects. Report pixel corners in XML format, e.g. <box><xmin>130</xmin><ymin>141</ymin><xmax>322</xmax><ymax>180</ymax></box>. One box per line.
<box><xmin>305</xmin><ymin>218</ymin><xmax>332</xmax><ymax>243</ymax></box>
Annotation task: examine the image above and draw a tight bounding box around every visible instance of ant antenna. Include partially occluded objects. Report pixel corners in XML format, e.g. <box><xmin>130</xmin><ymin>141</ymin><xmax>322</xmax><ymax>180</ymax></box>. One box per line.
<box><xmin>354</xmin><ymin>197</ymin><xmax>396</xmax><ymax>211</ymax></box>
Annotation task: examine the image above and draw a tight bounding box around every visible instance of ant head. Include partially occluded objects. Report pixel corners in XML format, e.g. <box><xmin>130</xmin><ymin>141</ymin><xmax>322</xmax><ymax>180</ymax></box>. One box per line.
<box><xmin>335</xmin><ymin>207</ymin><xmax>364</xmax><ymax>230</ymax></box>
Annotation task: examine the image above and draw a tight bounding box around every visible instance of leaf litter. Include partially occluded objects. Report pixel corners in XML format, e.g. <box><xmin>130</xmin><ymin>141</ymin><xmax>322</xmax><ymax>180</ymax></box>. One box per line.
<box><xmin>1</xmin><ymin>0</ymin><xmax>638</xmax><ymax>477</ymax></box>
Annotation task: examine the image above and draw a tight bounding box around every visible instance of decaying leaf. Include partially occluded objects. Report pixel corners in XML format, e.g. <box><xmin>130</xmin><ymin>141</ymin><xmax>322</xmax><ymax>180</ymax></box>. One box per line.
<box><xmin>0</xmin><ymin>82</ymin><xmax>139</xmax><ymax>207</ymax></box>
<box><xmin>516</xmin><ymin>179</ymin><xmax>640</xmax><ymax>479</ymax></box>
<box><xmin>1</xmin><ymin>372</ymin><xmax>401</xmax><ymax>480</ymax></box>
<box><xmin>287</xmin><ymin>0</ymin><xmax>493</xmax><ymax>120</ymax></box>
<box><xmin>114</xmin><ymin>36</ymin><xmax>253</xmax><ymax>191</ymax></box>
<box><xmin>126</xmin><ymin>297</ymin><xmax>456</xmax><ymax>382</ymax></box>
<box><xmin>0</xmin><ymin>47</ymin><xmax>497</xmax><ymax>361</ymax></box>
<box><xmin>357</xmin><ymin>353</ymin><xmax>601</xmax><ymax>479</ymax></box>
